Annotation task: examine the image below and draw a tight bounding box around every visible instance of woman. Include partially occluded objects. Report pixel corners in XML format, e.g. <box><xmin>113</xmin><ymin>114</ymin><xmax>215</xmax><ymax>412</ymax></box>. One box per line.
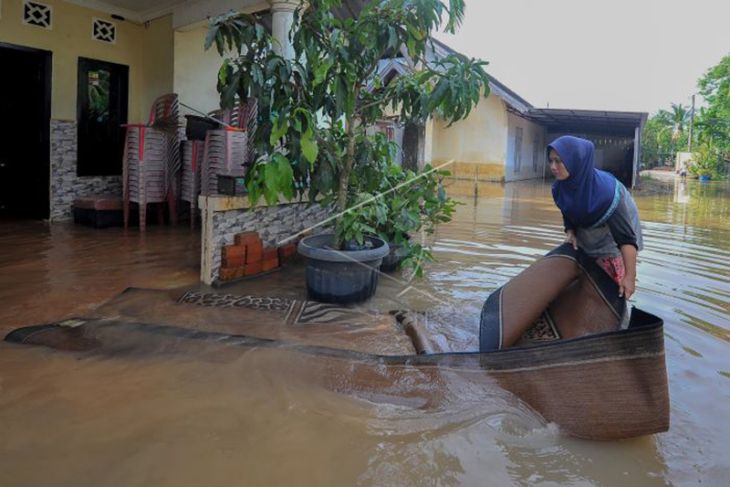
<box><xmin>548</xmin><ymin>135</ymin><xmax>643</xmax><ymax>301</ymax></box>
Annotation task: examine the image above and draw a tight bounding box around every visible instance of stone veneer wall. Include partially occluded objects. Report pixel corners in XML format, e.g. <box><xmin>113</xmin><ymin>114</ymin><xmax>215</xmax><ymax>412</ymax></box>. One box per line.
<box><xmin>50</xmin><ymin>120</ymin><xmax>123</xmax><ymax>221</ymax></box>
<box><xmin>207</xmin><ymin>202</ymin><xmax>331</xmax><ymax>284</ymax></box>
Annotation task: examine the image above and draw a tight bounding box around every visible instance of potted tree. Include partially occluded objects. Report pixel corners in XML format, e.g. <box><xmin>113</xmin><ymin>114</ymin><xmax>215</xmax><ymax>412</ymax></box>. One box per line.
<box><xmin>352</xmin><ymin>146</ymin><xmax>458</xmax><ymax>275</ymax></box>
<box><xmin>207</xmin><ymin>0</ymin><xmax>489</xmax><ymax>303</ymax></box>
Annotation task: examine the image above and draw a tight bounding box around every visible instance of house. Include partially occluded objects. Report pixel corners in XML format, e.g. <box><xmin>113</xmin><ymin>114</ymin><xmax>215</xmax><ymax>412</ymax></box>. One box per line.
<box><xmin>376</xmin><ymin>39</ymin><xmax>648</xmax><ymax>188</ymax></box>
<box><xmin>0</xmin><ymin>0</ymin><xmax>304</xmax><ymax>221</ymax></box>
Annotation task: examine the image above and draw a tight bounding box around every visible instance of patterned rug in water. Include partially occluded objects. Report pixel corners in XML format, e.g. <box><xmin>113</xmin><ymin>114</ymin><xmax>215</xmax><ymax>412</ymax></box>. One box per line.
<box><xmin>177</xmin><ymin>290</ymin><xmax>396</xmax><ymax>326</ymax></box>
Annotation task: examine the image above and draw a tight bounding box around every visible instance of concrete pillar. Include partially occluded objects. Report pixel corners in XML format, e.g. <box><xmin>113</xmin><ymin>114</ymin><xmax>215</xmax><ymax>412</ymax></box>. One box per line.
<box><xmin>632</xmin><ymin>125</ymin><xmax>642</xmax><ymax>189</ymax></box>
<box><xmin>270</xmin><ymin>0</ymin><xmax>300</xmax><ymax>60</ymax></box>
<box><xmin>423</xmin><ymin>118</ymin><xmax>434</xmax><ymax>170</ymax></box>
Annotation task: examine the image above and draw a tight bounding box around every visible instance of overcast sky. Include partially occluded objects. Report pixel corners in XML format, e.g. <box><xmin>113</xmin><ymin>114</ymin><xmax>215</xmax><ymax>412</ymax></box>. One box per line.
<box><xmin>434</xmin><ymin>0</ymin><xmax>730</xmax><ymax>114</ymax></box>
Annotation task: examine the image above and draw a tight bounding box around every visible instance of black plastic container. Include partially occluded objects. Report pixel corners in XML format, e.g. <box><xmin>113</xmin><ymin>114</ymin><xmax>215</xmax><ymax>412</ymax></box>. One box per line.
<box><xmin>185</xmin><ymin>115</ymin><xmax>221</xmax><ymax>140</ymax></box>
<box><xmin>217</xmin><ymin>175</ymin><xmax>248</xmax><ymax>196</ymax></box>
<box><xmin>297</xmin><ymin>234</ymin><xmax>390</xmax><ymax>304</ymax></box>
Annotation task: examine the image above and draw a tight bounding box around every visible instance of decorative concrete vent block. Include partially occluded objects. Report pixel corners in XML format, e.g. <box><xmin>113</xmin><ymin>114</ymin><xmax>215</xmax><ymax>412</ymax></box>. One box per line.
<box><xmin>23</xmin><ymin>1</ymin><xmax>52</xmax><ymax>29</ymax></box>
<box><xmin>92</xmin><ymin>18</ymin><xmax>116</xmax><ymax>44</ymax></box>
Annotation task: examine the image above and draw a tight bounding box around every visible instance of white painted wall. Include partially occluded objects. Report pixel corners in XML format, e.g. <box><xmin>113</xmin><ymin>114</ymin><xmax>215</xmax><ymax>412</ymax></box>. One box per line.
<box><xmin>174</xmin><ymin>0</ymin><xmax>269</xmax><ymax>30</ymax></box>
<box><xmin>505</xmin><ymin>113</ymin><xmax>547</xmax><ymax>181</ymax></box>
<box><xmin>173</xmin><ymin>26</ymin><xmax>225</xmax><ymax>114</ymax></box>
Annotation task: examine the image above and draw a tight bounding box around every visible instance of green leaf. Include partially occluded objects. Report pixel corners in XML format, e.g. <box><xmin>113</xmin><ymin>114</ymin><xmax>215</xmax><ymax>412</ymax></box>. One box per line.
<box><xmin>313</xmin><ymin>59</ymin><xmax>331</xmax><ymax>87</ymax></box>
<box><xmin>217</xmin><ymin>61</ymin><xmax>229</xmax><ymax>86</ymax></box>
<box><xmin>275</xmin><ymin>154</ymin><xmax>294</xmax><ymax>187</ymax></box>
<box><xmin>300</xmin><ymin>130</ymin><xmax>319</xmax><ymax>164</ymax></box>
<box><xmin>269</xmin><ymin>115</ymin><xmax>288</xmax><ymax>145</ymax></box>
<box><xmin>263</xmin><ymin>162</ymin><xmax>279</xmax><ymax>192</ymax></box>
<box><xmin>204</xmin><ymin>24</ymin><xmax>219</xmax><ymax>51</ymax></box>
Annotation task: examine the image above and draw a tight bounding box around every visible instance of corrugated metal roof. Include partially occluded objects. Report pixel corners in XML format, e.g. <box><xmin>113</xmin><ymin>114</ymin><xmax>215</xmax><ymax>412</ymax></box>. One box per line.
<box><xmin>526</xmin><ymin>108</ymin><xmax>648</xmax><ymax>135</ymax></box>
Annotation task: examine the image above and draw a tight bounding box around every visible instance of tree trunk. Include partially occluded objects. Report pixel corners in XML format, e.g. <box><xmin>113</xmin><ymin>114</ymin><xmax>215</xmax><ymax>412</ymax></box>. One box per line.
<box><xmin>334</xmin><ymin>119</ymin><xmax>356</xmax><ymax>248</ymax></box>
<box><xmin>402</xmin><ymin>122</ymin><xmax>425</xmax><ymax>171</ymax></box>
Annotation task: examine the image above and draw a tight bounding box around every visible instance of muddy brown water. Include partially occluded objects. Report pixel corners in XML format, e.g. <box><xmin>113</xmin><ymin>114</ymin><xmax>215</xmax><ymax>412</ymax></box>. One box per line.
<box><xmin>1</xmin><ymin>176</ymin><xmax>728</xmax><ymax>486</ymax></box>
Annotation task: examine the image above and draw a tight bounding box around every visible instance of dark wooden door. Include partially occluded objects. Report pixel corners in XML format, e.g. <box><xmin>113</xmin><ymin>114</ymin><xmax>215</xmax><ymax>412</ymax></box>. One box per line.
<box><xmin>0</xmin><ymin>43</ymin><xmax>51</xmax><ymax>219</ymax></box>
<box><xmin>77</xmin><ymin>57</ymin><xmax>128</xmax><ymax>177</ymax></box>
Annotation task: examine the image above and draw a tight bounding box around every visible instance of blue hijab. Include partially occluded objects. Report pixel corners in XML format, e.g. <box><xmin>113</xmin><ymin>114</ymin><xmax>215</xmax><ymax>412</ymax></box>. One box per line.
<box><xmin>549</xmin><ymin>136</ymin><xmax>618</xmax><ymax>228</ymax></box>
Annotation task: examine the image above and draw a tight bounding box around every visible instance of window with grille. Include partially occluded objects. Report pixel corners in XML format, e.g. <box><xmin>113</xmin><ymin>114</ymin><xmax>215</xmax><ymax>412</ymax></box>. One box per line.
<box><xmin>92</xmin><ymin>18</ymin><xmax>116</xmax><ymax>44</ymax></box>
<box><xmin>23</xmin><ymin>1</ymin><xmax>52</xmax><ymax>30</ymax></box>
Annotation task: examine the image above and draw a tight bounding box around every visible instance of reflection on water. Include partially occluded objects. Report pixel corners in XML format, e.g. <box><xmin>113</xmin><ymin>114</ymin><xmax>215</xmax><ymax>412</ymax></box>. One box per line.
<box><xmin>1</xmin><ymin>177</ymin><xmax>728</xmax><ymax>486</ymax></box>
<box><xmin>0</xmin><ymin>223</ymin><xmax>201</xmax><ymax>337</ymax></box>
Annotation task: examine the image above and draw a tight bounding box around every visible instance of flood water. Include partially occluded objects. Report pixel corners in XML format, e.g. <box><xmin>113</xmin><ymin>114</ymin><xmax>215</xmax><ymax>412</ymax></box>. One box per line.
<box><xmin>1</xmin><ymin>176</ymin><xmax>728</xmax><ymax>486</ymax></box>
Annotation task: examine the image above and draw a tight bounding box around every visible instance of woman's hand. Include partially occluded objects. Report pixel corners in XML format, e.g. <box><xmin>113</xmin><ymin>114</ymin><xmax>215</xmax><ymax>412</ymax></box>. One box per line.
<box><xmin>619</xmin><ymin>273</ymin><xmax>636</xmax><ymax>300</ymax></box>
<box><xmin>564</xmin><ymin>229</ymin><xmax>578</xmax><ymax>250</ymax></box>
<box><xmin>619</xmin><ymin>245</ymin><xmax>638</xmax><ymax>300</ymax></box>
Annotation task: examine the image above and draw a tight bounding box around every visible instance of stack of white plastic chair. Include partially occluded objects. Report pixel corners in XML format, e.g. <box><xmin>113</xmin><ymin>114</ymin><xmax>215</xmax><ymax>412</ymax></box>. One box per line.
<box><xmin>122</xmin><ymin>125</ymin><xmax>169</xmax><ymax>231</ymax></box>
<box><xmin>209</xmin><ymin>98</ymin><xmax>256</xmax><ymax>164</ymax></box>
<box><xmin>241</xmin><ymin>99</ymin><xmax>257</xmax><ymax>165</ymax></box>
<box><xmin>149</xmin><ymin>94</ymin><xmax>183</xmax><ymax>226</ymax></box>
<box><xmin>201</xmin><ymin>128</ymin><xmax>248</xmax><ymax>196</ymax></box>
<box><xmin>180</xmin><ymin>140</ymin><xmax>204</xmax><ymax>227</ymax></box>
<box><xmin>122</xmin><ymin>94</ymin><xmax>182</xmax><ymax>231</ymax></box>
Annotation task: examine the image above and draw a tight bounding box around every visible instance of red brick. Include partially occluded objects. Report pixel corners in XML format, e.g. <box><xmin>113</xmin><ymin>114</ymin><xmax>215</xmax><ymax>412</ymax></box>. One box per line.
<box><xmin>222</xmin><ymin>245</ymin><xmax>246</xmax><ymax>267</ymax></box>
<box><xmin>244</xmin><ymin>261</ymin><xmax>263</xmax><ymax>275</ymax></box>
<box><xmin>221</xmin><ymin>245</ymin><xmax>246</xmax><ymax>267</ymax></box>
<box><xmin>278</xmin><ymin>243</ymin><xmax>297</xmax><ymax>261</ymax></box>
<box><xmin>222</xmin><ymin>254</ymin><xmax>245</xmax><ymax>268</ymax></box>
<box><xmin>263</xmin><ymin>247</ymin><xmax>278</xmax><ymax>260</ymax></box>
<box><xmin>262</xmin><ymin>257</ymin><xmax>279</xmax><ymax>272</ymax></box>
<box><xmin>246</xmin><ymin>240</ymin><xmax>263</xmax><ymax>263</ymax></box>
<box><xmin>235</xmin><ymin>231</ymin><xmax>261</xmax><ymax>246</ymax></box>
<box><xmin>219</xmin><ymin>267</ymin><xmax>237</xmax><ymax>281</ymax></box>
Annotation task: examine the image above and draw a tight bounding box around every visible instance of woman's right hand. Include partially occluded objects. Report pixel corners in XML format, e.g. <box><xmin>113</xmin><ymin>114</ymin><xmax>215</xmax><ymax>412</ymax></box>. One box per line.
<box><xmin>565</xmin><ymin>229</ymin><xmax>578</xmax><ymax>250</ymax></box>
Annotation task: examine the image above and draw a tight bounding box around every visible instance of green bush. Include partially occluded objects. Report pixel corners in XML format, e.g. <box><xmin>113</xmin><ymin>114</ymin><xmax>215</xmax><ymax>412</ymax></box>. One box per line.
<box><xmin>690</xmin><ymin>142</ymin><xmax>722</xmax><ymax>178</ymax></box>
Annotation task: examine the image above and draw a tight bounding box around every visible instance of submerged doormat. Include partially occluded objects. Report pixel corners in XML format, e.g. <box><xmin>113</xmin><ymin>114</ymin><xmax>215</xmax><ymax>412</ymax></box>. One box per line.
<box><xmin>176</xmin><ymin>290</ymin><xmax>399</xmax><ymax>326</ymax></box>
<box><xmin>78</xmin><ymin>287</ymin><xmax>418</xmax><ymax>355</ymax></box>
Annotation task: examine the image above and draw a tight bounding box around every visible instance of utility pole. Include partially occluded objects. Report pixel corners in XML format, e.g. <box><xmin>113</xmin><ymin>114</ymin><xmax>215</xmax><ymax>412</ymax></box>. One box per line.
<box><xmin>688</xmin><ymin>94</ymin><xmax>696</xmax><ymax>152</ymax></box>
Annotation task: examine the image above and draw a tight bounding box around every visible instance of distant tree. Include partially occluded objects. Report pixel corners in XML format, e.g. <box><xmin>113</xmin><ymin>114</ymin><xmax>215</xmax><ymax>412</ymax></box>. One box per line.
<box><xmin>695</xmin><ymin>53</ymin><xmax>730</xmax><ymax>174</ymax></box>
<box><xmin>657</xmin><ymin>103</ymin><xmax>690</xmax><ymax>138</ymax></box>
<box><xmin>641</xmin><ymin>115</ymin><xmax>670</xmax><ymax>167</ymax></box>
<box><xmin>642</xmin><ymin>54</ymin><xmax>729</xmax><ymax>177</ymax></box>
<box><xmin>642</xmin><ymin>107</ymin><xmax>688</xmax><ymax>167</ymax></box>
<box><xmin>671</xmin><ymin>103</ymin><xmax>690</xmax><ymax>130</ymax></box>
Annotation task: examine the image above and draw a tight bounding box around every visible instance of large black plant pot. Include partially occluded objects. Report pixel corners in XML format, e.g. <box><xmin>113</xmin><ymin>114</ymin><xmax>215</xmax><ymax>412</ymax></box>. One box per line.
<box><xmin>297</xmin><ymin>234</ymin><xmax>390</xmax><ymax>304</ymax></box>
<box><xmin>380</xmin><ymin>242</ymin><xmax>405</xmax><ymax>272</ymax></box>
